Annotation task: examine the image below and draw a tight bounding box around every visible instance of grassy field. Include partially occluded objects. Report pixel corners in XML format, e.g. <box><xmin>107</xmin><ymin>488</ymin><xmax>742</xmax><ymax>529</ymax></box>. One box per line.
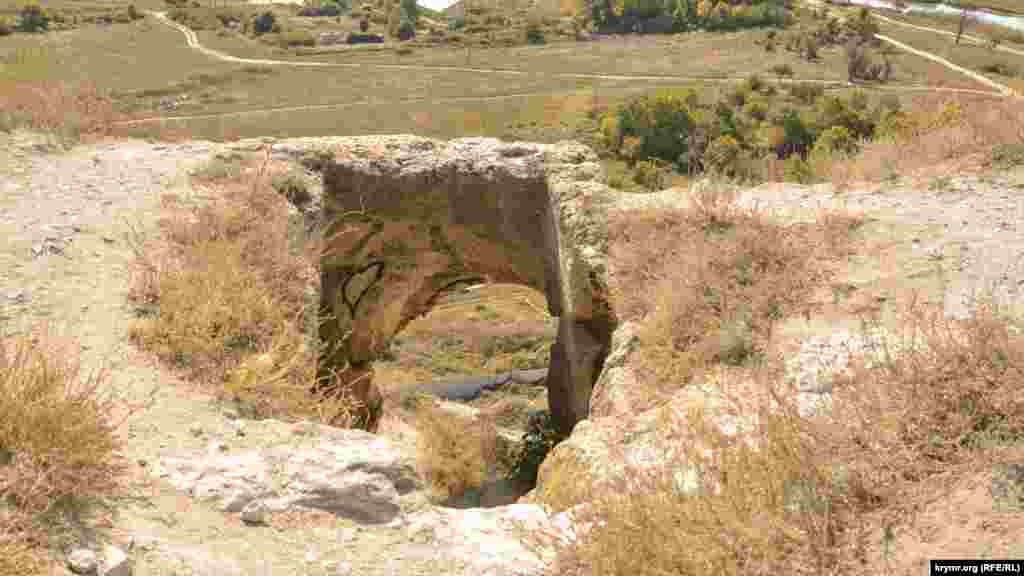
<box><xmin>880</xmin><ymin>9</ymin><xmax>1024</xmax><ymax>46</ymax></box>
<box><xmin>912</xmin><ymin>0</ymin><xmax>1024</xmax><ymax>16</ymax></box>
<box><xmin>878</xmin><ymin>19</ymin><xmax>1023</xmax><ymax>80</ymax></box>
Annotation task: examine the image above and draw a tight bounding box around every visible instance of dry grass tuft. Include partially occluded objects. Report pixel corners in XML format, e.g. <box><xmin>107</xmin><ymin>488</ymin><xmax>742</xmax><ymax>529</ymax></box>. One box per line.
<box><xmin>413</xmin><ymin>398</ymin><xmax>499</xmax><ymax>502</ymax></box>
<box><xmin>126</xmin><ymin>153</ymin><xmax>357</xmax><ymax>425</ymax></box>
<box><xmin>0</xmin><ymin>330</ymin><xmax>125</xmax><ymax>576</ymax></box>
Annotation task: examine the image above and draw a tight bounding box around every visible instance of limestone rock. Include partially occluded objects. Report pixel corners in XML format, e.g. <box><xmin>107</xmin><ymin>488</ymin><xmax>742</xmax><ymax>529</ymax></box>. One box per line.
<box><xmin>316</xmin><ymin>136</ymin><xmax>617</xmax><ymax>436</ymax></box>
<box><xmin>68</xmin><ymin>549</ymin><xmax>98</xmax><ymax>575</ymax></box>
<box><xmin>157</xmin><ymin>421</ymin><xmax>422</xmax><ymax>524</ymax></box>
<box><xmin>388</xmin><ymin>503</ymin><xmax>566</xmax><ymax>576</ymax></box>
<box><xmin>100</xmin><ymin>545</ymin><xmax>132</xmax><ymax>576</ymax></box>
<box><xmin>241</xmin><ymin>500</ymin><xmax>268</xmax><ymax>525</ymax></box>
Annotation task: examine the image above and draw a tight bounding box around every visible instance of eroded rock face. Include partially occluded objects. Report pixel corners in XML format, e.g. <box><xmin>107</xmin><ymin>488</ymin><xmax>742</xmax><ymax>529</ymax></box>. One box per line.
<box><xmin>315</xmin><ymin>136</ymin><xmax>617</xmax><ymax>435</ymax></box>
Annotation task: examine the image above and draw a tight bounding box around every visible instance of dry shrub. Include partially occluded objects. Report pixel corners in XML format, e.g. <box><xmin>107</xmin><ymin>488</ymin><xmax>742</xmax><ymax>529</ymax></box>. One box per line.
<box><xmin>547</xmin><ymin>360</ymin><xmax>844</xmax><ymax>576</ymax></box>
<box><xmin>413</xmin><ymin>398</ymin><xmax>499</xmax><ymax>501</ymax></box>
<box><xmin>0</xmin><ymin>46</ymin><xmax>119</xmax><ymax>149</ymax></box>
<box><xmin>834</xmin><ymin>94</ymin><xmax>1024</xmax><ymax>184</ymax></box>
<box><xmin>126</xmin><ymin>154</ymin><xmax>356</xmax><ymax>425</ymax></box>
<box><xmin>0</xmin><ymin>330</ymin><xmax>125</xmax><ymax>575</ymax></box>
<box><xmin>542</xmin><ymin>281</ymin><xmax>1024</xmax><ymax>574</ymax></box>
<box><xmin>608</xmin><ymin>182</ymin><xmax>857</xmax><ymax>403</ymax></box>
<box><xmin>821</xmin><ymin>294</ymin><xmax>1024</xmax><ymax>507</ymax></box>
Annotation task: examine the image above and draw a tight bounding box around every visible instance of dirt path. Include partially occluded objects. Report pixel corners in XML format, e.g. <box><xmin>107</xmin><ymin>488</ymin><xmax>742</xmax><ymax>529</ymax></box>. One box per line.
<box><xmin>875</xmin><ymin>32</ymin><xmax>1014</xmax><ymax>95</ymax></box>
<box><xmin>800</xmin><ymin>0</ymin><xmax>1020</xmax><ymax>97</ymax></box>
<box><xmin>112</xmin><ymin>10</ymin><xmax>1006</xmax><ymax>128</ymax></box>
<box><xmin>148</xmin><ymin>10</ymin><xmax>1011</xmax><ymax>93</ymax></box>
<box><xmin>873</xmin><ymin>11</ymin><xmax>1024</xmax><ymax>59</ymax></box>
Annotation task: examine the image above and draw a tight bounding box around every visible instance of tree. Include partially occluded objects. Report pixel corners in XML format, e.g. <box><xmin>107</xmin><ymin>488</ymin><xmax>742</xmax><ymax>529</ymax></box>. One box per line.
<box><xmin>400</xmin><ymin>0</ymin><xmax>417</xmax><ymax>26</ymax></box>
<box><xmin>955</xmin><ymin>5</ymin><xmax>976</xmax><ymax>45</ymax></box>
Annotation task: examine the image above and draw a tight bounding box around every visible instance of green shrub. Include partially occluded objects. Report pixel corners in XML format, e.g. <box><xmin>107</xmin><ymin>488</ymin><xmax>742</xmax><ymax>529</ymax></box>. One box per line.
<box><xmin>17</xmin><ymin>3</ymin><xmax>49</xmax><ymax>32</ymax></box>
<box><xmin>271</xmin><ymin>171</ymin><xmax>312</xmax><ymax>207</ymax></box>
<box><xmin>509</xmin><ymin>410</ymin><xmax>563</xmax><ymax>488</ymax></box>
<box><xmin>783</xmin><ymin>154</ymin><xmax>814</xmax><ymax>183</ymax></box>
<box><xmin>780</xmin><ymin>109</ymin><xmax>815</xmax><ymax>159</ymax></box>
<box><xmin>703</xmin><ymin>134</ymin><xmax>742</xmax><ymax>176</ymax></box>
<box><xmin>0</xmin><ymin>15</ymin><xmax>14</xmax><ymax>35</ymax></box>
<box><xmin>616</xmin><ymin>90</ymin><xmax>696</xmax><ymax>169</ymax></box>
<box><xmin>397</xmin><ymin>15</ymin><xmax>415</xmax><ymax>40</ymax></box>
<box><xmin>525</xmin><ymin>21</ymin><xmax>545</xmax><ymax>44</ymax></box>
<box><xmin>400</xmin><ymin>0</ymin><xmax>417</xmax><ymax>25</ymax></box>
<box><xmin>811</xmin><ymin>125</ymin><xmax>858</xmax><ymax>157</ymax></box>
<box><xmin>599</xmin><ymin>112</ymin><xmax>621</xmax><ymax>151</ymax></box>
<box><xmin>743</xmin><ymin>97</ymin><xmax>769</xmax><ymax>122</ymax></box>
<box><xmin>632</xmin><ymin>158</ymin><xmax>671</xmax><ymax>190</ymax></box>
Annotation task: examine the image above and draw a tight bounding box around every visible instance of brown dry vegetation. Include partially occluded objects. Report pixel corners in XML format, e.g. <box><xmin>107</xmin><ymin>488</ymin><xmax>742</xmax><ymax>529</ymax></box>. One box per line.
<box><xmin>607</xmin><ymin>182</ymin><xmax>862</xmax><ymax>404</ymax></box>
<box><xmin>125</xmin><ymin>152</ymin><xmax>358</xmax><ymax>425</ymax></box>
<box><xmin>829</xmin><ymin>93</ymin><xmax>1024</xmax><ymax>186</ymax></box>
<box><xmin>0</xmin><ymin>330</ymin><xmax>126</xmax><ymax>576</ymax></box>
<box><xmin>412</xmin><ymin>397</ymin><xmax>500</xmax><ymax>502</ymax></box>
<box><xmin>0</xmin><ymin>45</ymin><xmax>121</xmax><ymax>149</ymax></box>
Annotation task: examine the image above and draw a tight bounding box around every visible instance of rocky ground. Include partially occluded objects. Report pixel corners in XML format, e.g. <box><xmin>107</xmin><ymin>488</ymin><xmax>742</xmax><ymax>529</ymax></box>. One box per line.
<box><xmin>3</xmin><ymin>127</ymin><xmax>1024</xmax><ymax>574</ymax></box>
<box><xmin>0</xmin><ymin>131</ymin><xmax>569</xmax><ymax>576</ymax></box>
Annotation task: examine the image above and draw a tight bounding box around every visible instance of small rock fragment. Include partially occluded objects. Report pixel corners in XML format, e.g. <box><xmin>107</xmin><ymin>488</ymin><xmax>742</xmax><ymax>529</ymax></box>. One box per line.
<box><xmin>241</xmin><ymin>500</ymin><xmax>268</xmax><ymax>525</ymax></box>
<box><xmin>68</xmin><ymin>548</ymin><xmax>98</xmax><ymax>575</ymax></box>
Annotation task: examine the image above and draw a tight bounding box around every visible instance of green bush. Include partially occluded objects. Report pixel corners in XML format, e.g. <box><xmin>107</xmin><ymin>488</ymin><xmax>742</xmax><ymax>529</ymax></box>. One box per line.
<box><xmin>743</xmin><ymin>97</ymin><xmax>769</xmax><ymax>122</ymax></box>
<box><xmin>783</xmin><ymin>154</ymin><xmax>814</xmax><ymax>183</ymax></box>
<box><xmin>632</xmin><ymin>158</ymin><xmax>671</xmax><ymax>190</ymax></box>
<box><xmin>17</xmin><ymin>4</ymin><xmax>49</xmax><ymax>33</ymax></box>
<box><xmin>0</xmin><ymin>15</ymin><xmax>14</xmax><ymax>35</ymax></box>
<box><xmin>811</xmin><ymin>125</ymin><xmax>858</xmax><ymax>157</ymax></box>
<box><xmin>400</xmin><ymin>0</ymin><xmax>417</xmax><ymax>25</ymax></box>
<box><xmin>271</xmin><ymin>171</ymin><xmax>312</xmax><ymax>207</ymax></box>
<box><xmin>779</xmin><ymin>108</ymin><xmax>814</xmax><ymax>159</ymax></box>
<box><xmin>525</xmin><ymin>21</ymin><xmax>545</xmax><ymax>44</ymax></box>
<box><xmin>397</xmin><ymin>17</ymin><xmax>414</xmax><ymax>40</ymax></box>
<box><xmin>616</xmin><ymin>90</ymin><xmax>696</xmax><ymax>169</ymax></box>
<box><xmin>509</xmin><ymin>410</ymin><xmax>563</xmax><ymax>488</ymax></box>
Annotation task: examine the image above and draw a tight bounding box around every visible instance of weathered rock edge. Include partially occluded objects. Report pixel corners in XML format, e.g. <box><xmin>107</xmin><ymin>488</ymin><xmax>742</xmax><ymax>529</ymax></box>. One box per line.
<box><xmin>315</xmin><ymin>135</ymin><xmax>617</xmax><ymax>436</ymax></box>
